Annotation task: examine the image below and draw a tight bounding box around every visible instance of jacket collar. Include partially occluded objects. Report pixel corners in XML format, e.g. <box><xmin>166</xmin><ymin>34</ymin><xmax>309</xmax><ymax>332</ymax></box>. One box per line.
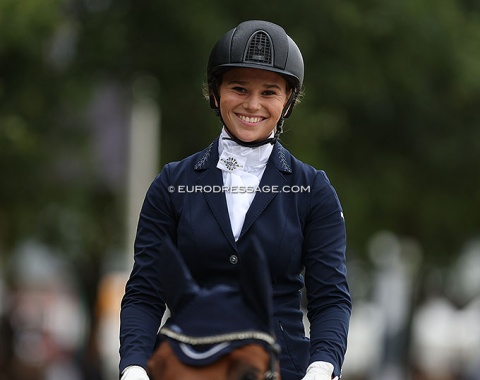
<box><xmin>194</xmin><ymin>137</ymin><xmax>292</xmax><ymax>174</ymax></box>
<box><xmin>194</xmin><ymin>137</ymin><xmax>292</xmax><ymax>247</ymax></box>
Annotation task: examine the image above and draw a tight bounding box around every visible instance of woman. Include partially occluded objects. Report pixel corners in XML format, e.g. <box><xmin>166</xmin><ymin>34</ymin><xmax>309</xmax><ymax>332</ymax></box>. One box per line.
<box><xmin>119</xmin><ymin>20</ymin><xmax>351</xmax><ymax>380</ymax></box>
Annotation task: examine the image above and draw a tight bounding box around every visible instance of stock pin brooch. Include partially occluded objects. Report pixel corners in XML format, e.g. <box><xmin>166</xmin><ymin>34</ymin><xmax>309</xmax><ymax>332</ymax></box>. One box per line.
<box><xmin>220</xmin><ymin>157</ymin><xmax>241</xmax><ymax>171</ymax></box>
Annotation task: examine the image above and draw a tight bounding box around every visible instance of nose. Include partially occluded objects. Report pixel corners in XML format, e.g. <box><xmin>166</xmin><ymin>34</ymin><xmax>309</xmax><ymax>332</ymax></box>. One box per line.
<box><xmin>243</xmin><ymin>93</ymin><xmax>261</xmax><ymax>112</ymax></box>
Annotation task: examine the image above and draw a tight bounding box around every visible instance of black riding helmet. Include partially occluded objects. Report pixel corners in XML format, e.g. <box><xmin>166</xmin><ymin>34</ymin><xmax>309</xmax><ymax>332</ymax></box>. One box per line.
<box><xmin>207</xmin><ymin>20</ymin><xmax>304</xmax><ymax>147</ymax></box>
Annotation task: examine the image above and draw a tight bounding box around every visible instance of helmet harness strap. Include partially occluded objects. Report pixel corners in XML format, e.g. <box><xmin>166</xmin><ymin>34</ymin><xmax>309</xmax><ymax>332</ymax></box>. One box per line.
<box><xmin>211</xmin><ymin>78</ymin><xmax>299</xmax><ymax>148</ymax></box>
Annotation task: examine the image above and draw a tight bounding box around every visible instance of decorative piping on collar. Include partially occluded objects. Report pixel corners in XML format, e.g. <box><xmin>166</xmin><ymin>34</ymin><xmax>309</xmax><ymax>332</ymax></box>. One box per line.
<box><xmin>277</xmin><ymin>144</ymin><xmax>292</xmax><ymax>173</ymax></box>
<box><xmin>194</xmin><ymin>141</ymin><xmax>215</xmax><ymax>170</ymax></box>
<box><xmin>194</xmin><ymin>140</ymin><xmax>292</xmax><ymax>173</ymax></box>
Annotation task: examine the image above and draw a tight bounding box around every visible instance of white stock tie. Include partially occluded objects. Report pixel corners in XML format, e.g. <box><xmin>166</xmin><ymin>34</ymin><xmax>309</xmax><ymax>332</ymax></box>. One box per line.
<box><xmin>217</xmin><ymin>129</ymin><xmax>273</xmax><ymax>241</ymax></box>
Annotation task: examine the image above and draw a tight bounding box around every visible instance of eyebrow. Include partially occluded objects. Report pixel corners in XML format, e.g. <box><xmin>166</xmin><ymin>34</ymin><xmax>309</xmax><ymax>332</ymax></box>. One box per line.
<box><xmin>227</xmin><ymin>80</ymin><xmax>282</xmax><ymax>91</ymax></box>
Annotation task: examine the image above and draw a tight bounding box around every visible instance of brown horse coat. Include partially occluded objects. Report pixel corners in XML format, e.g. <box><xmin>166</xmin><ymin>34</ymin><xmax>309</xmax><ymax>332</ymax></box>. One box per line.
<box><xmin>147</xmin><ymin>340</ymin><xmax>276</xmax><ymax>380</ymax></box>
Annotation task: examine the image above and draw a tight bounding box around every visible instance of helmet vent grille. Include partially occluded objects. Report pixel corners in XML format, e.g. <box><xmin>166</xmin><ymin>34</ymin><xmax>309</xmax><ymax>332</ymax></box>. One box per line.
<box><xmin>244</xmin><ymin>31</ymin><xmax>273</xmax><ymax>66</ymax></box>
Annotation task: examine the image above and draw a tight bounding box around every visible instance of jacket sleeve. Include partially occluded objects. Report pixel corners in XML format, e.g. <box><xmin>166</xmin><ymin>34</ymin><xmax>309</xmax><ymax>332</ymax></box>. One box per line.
<box><xmin>119</xmin><ymin>164</ymin><xmax>176</xmax><ymax>373</ymax></box>
<box><xmin>302</xmin><ymin>170</ymin><xmax>352</xmax><ymax>378</ymax></box>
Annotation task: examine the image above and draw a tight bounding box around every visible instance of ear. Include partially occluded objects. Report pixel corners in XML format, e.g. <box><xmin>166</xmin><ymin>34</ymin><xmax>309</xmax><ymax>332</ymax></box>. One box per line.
<box><xmin>209</xmin><ymin>94</ymin><xmax>219</xmax><ymax>110</ymax></box>
<box><xmin>157</xmin><ymin>239</ymin><xmax>200</xmax><ymax>313</ymax></box>
<box><xmin>238</xmin><ymin>239</ymin><xmax>275</xmax><ymax>333</ymax></box>
<box><xmin>283</xmin><ymin>88</ymin><xmax>294</xmax><ymax>106</ymax></box>
<box><xmin>283</xmin><ymin>89</ymin><xmax>298</xmax><ymax>119</ymax></box>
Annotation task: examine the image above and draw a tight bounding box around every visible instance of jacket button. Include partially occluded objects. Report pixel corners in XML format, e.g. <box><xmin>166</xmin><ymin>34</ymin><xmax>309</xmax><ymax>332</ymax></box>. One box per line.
<box><xmin>229</xmin><ymin>255</ymin><xmax>239</xmax><ymax>264</ymax></box>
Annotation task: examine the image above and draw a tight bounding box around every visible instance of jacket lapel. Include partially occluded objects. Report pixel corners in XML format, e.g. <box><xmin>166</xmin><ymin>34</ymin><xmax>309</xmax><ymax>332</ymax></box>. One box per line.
<box><xmin>239</xmin><ymin>143</ymin><xmax>292</xmax><ymax>239</ymax></box>
<box><xmin>194</xmin><ymin>139</ymin><xmax>293</xmax><ymax>246</ymax></box>
<box><xmin>195</xmin><ymin>138</ymin><xmax>237</xmax><ymax>251</ymax></box>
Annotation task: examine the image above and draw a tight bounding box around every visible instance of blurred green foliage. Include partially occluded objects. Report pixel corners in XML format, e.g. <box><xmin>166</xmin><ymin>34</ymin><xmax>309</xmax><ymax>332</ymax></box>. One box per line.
<box><xmin>1</xmin><ymin>0</ymin><xmax>480</xmax><ymax>276</ymax></box>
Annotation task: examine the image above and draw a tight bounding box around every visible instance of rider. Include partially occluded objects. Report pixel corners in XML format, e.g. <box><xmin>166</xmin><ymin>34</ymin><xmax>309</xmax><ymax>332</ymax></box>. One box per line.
<box><xmin>119</xmin><ymin>20</ymin><xmax>351</xmax><ymax>380</ymax></box>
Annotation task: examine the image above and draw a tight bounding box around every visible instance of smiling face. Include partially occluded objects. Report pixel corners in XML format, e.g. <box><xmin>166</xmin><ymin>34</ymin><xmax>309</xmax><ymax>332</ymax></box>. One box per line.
<box><xmin>217</xmin><ymin>68</ymin><xmax>292</xmax><ymax>143</ymax></box>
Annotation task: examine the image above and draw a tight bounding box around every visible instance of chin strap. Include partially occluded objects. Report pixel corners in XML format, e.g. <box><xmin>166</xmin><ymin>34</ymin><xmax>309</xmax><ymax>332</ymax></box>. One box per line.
<box><xmin>222</xmin><ymin>125</ymin><xmax>277</xmax><ymax>148</ymax></box>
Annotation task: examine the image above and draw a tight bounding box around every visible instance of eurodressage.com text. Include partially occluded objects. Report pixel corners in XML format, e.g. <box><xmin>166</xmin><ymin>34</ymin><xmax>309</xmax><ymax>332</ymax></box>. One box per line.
<box><xmin>168</xmin><ymin>185</ymin><xmax>311</xmax><ymax>194</ymax></box>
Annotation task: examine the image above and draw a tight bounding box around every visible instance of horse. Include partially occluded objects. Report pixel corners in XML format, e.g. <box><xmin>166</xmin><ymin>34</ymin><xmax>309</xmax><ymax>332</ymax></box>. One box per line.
<box><xmin>145</xmin><ymin>242</ymin><xmax>281</xmax><ymax>380</ymax></box>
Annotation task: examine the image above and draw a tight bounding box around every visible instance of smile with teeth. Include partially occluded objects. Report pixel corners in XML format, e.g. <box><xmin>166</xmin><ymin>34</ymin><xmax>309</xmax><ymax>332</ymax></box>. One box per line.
<box><xmin>237</xmin><ymin>114</ymin><xmax>264</xmax><ymax>124</ymax></box>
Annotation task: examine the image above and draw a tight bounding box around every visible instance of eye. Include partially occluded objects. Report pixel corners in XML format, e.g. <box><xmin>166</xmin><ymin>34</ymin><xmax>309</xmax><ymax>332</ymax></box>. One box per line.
<box><xmin>228</xmin><ymin>362</ymin><xmax>261</xmax><ymax>380</ymax></box>
<box><xmin>232</xmin><ymin>86</ymin><xmax>247</xmax><ymax>93</ymax></box>
<box><xmin>262</xmin><ymin>90</ymin><xmax>277</xmax><ymax>96</ymax></box>
<box><xmin>238</xmin><ymin>371</ymin><xmax>258</xmax><ymax>380</ymax></box>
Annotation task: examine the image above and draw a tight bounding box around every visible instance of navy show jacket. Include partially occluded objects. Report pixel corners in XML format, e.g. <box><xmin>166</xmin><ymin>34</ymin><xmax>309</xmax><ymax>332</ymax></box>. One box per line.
<box><xmin>119</xmin><ymin>138</ymin><xmax>351</xmax><ymax>380</ymax></box>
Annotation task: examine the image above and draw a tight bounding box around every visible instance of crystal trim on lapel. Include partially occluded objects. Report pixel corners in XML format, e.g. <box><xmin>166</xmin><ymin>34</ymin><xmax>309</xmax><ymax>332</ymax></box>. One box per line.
<box><xmin>194</xmin><ymin>141</ymin><xmax>214</xmax><ymax>170</ymax></box>
<box><xmin>277</xmin><ymin>144</ymin><xmax>292</xmax><ymax>173</ymax></box>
